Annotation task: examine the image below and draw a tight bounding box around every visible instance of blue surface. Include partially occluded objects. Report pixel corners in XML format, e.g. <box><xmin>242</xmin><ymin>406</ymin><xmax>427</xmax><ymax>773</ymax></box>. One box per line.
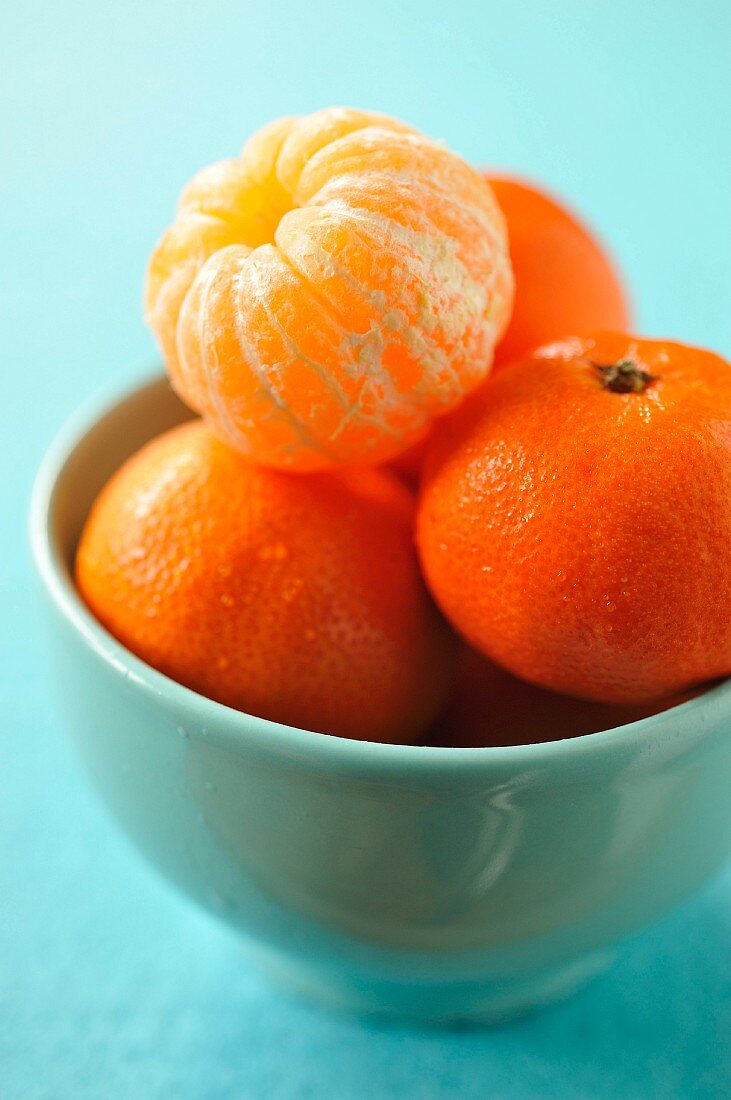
<box><xmin>2</xmin><ymin>1</ymin><xmax>730</xmax><ymax>1096</ymax></box>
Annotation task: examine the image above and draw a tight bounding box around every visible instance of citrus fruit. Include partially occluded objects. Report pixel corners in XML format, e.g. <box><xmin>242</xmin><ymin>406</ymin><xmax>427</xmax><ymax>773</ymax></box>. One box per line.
<box><xmin>388</xmin><ymin>174</ymin><xmax>631</xmax><ymax>485</ymax></box>
<box><xmin>388</xmin><ymin>437</ymin><xmax>428</xmax><ymax>485</ymax></box>
<box><xmin>76</xmin><ymin>420</ymin><xmax>454</xmax><ymax>742</ymax></box>
<box><xmin>417</xmin><ymin>333</ymin><xmax>731</xmax><ymax>704</ymax></box>
<box><xmin>427</xmin><ymin>647</ymin><xmax>698</xmax><ymax>748</ymax></box>
<box><xmin>488</xmin><ymin>176</ymin><xmax>631</xmax><ymax>366</ymax></box>
<box><xmin>145</xmin><ymin>107</ymin><xmax>513</xmax><ymax>473</ymax></box>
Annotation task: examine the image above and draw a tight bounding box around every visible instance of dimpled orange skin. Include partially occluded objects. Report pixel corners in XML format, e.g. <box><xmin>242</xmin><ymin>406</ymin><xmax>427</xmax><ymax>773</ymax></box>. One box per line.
<box><xmin>75</xmin><ymin>421</ymin><xmax>455</xmax><ymax>743</ymax></box>
<box><xmin>145</xmin><ymin>108</ymin><xmax>513</xmax><ymax>473</ymax></box>
<box><xmin>417</xmin><ymin>333</ymin><xmax>731</xmax><ymax>705</ymax></box>
<box><xmin>389</xmin><ymin>175</ymin><xmax>631</xmax><ymax>484</ymax></box>
<box><xmin>488</xmin><ymin>176</ymin><xmax>631</xmax><ymax>367</ymax></box>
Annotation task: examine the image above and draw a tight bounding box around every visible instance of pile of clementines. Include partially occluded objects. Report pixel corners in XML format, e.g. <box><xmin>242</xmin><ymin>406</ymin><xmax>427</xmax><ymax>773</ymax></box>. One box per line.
<box><xmin>76</xmin><ymin>108</ymin><xmax>731</xmax><ymax>746</ymax></box>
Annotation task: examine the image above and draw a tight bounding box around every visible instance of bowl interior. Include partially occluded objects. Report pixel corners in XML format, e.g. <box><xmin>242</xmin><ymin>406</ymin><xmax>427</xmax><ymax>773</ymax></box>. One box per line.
<box><xmin>33</xmin><ymin>371</ymin><xmax>731</xmax><ymax>769</ymax></box>
<box><xmin>50</xmin><ymin>376</ymin><xmax>193</xmax><ymax>571</ymax></box>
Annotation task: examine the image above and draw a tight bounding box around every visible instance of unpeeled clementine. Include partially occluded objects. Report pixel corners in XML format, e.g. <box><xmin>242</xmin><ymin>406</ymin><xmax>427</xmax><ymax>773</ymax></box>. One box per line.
<box><xmin>76</xmin><ymin>420</ymin><xmax>454</xmax><ymax>742</ymax></box>
<box><xmin>418</xmin><ymin>333</ymin><xmax>731</xmax><ymax>704</ymax></box>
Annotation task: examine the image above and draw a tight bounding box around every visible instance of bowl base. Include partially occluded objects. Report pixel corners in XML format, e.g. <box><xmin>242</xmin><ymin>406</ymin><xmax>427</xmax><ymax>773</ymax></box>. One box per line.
<box><xmin>249</xmin><ymin>946</ymin><xmax>613</xmax><ymax>1026</ymax></box>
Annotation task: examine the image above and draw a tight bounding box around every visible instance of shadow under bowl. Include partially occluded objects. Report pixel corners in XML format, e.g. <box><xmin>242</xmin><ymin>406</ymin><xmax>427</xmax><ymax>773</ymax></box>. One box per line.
<box><xmin>30</xmin><ymin>373</ymin><xmax>731</xmax><ymax>1024</ymax></box>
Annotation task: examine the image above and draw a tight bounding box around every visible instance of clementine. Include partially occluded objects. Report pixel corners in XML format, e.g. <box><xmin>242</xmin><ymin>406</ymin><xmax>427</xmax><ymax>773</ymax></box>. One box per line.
<box><xmin>76</xmin><ymin>420</ymin><xmax>454</xmax><ymax>742</ymax></box>
<box><xmin>488</xmin><ymin>176</ymin><xmax>631</xmax><ymax>366</ymax></box>
<box><xmin>389</xmin><ymin>175</ymin><xmax>632</xmax><ymax>485</ymax></box>
<box><xmin>417</xmin><ymin>333</ymin><xmax>731</xmax><ymax>704</ymax></box>
<box><xmin>427</xmin><ymin>646</ymin><xmax>698</xmax><ymax>748</ymax></box>
<box><xmin>145</xmin><ymin>108</ymin><xmax>513</xmax><ymax>472</ymax></box>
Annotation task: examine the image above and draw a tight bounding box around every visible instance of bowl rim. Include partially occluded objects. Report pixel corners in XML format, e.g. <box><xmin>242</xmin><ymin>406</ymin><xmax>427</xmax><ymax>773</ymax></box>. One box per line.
<box><xmin>29</xmin><ymin>370</ymin><xmax>731</xmax><ymax>775</ymax></box>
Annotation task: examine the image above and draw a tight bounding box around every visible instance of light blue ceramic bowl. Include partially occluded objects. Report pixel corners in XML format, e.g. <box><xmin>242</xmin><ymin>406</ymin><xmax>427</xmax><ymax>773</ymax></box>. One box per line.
<box><xmin>30</xmin><ymin>374</ymin><xmax>731</xmax><ymax>1024</ymax></box>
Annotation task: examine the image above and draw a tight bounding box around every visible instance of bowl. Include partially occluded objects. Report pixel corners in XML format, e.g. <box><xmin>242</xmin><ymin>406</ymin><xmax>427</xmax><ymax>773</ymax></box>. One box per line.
<box><xmin>30</xmin><ymin>374</ymin><xmax>731</xmax><ymax>1024</ymax></box>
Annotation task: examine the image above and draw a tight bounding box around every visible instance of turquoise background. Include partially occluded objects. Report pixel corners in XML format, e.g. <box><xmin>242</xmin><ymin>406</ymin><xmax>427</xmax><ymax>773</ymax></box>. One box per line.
<box><xmin>3</xmin><ymin>1</ymin><xmax>730</xmax><ymax>1096</ymax></box>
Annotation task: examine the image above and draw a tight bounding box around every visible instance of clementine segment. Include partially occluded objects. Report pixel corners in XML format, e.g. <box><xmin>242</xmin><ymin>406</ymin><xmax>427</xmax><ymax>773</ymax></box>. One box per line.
<box><xmin>145</xmin><ymin>108</ymin><xmax>513</xmax><ymax>472</ymax></box>
<box><xmin>488</xmin><ymin>176</ymin><xmax>631</xmax><ymax>366</ymax></box>
<box><xmin>417</xmin><ymin>333</ymin><xmax>731</xmax><ymax>705</ymax></box>
<box><xmin>76</xmin><ymin>421</ymin><xmax>454</xmax><ymax>742</ymax></box>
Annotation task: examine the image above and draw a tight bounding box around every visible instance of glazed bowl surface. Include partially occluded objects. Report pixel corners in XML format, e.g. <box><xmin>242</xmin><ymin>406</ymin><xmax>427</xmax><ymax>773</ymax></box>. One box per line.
<box><xmin>30</xmin><ymin>374</ymin><xmax>731</xmax><ymax>1023</ymax></box>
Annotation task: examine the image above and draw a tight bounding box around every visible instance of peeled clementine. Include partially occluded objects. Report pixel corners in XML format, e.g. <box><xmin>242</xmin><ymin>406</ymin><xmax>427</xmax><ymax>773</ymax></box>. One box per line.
<box><xmin>488</xmin><ymin>176</ymin><xmax>631</xmax><ymax>366</ymax></box>
<box><xmin>417</xmin><ymin>333</ymin><xmax>731</xmax><ymax>705</ymax></box>
<box><xmin>145</xmin><ymin>107</ymin><xmax>513</xmax><ymax>473</ymax></box>
<box><xmin>76</xmin><ymin>421</ymin><xmax>454</xmax><ymax>742</ymax></box>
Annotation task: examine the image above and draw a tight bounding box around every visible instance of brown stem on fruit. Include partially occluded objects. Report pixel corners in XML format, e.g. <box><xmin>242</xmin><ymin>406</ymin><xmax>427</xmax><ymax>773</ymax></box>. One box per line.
<box><xmin>592</xmin><ymin>359</ymin><xmax>657</xmax><ymax>394</ymax></box>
